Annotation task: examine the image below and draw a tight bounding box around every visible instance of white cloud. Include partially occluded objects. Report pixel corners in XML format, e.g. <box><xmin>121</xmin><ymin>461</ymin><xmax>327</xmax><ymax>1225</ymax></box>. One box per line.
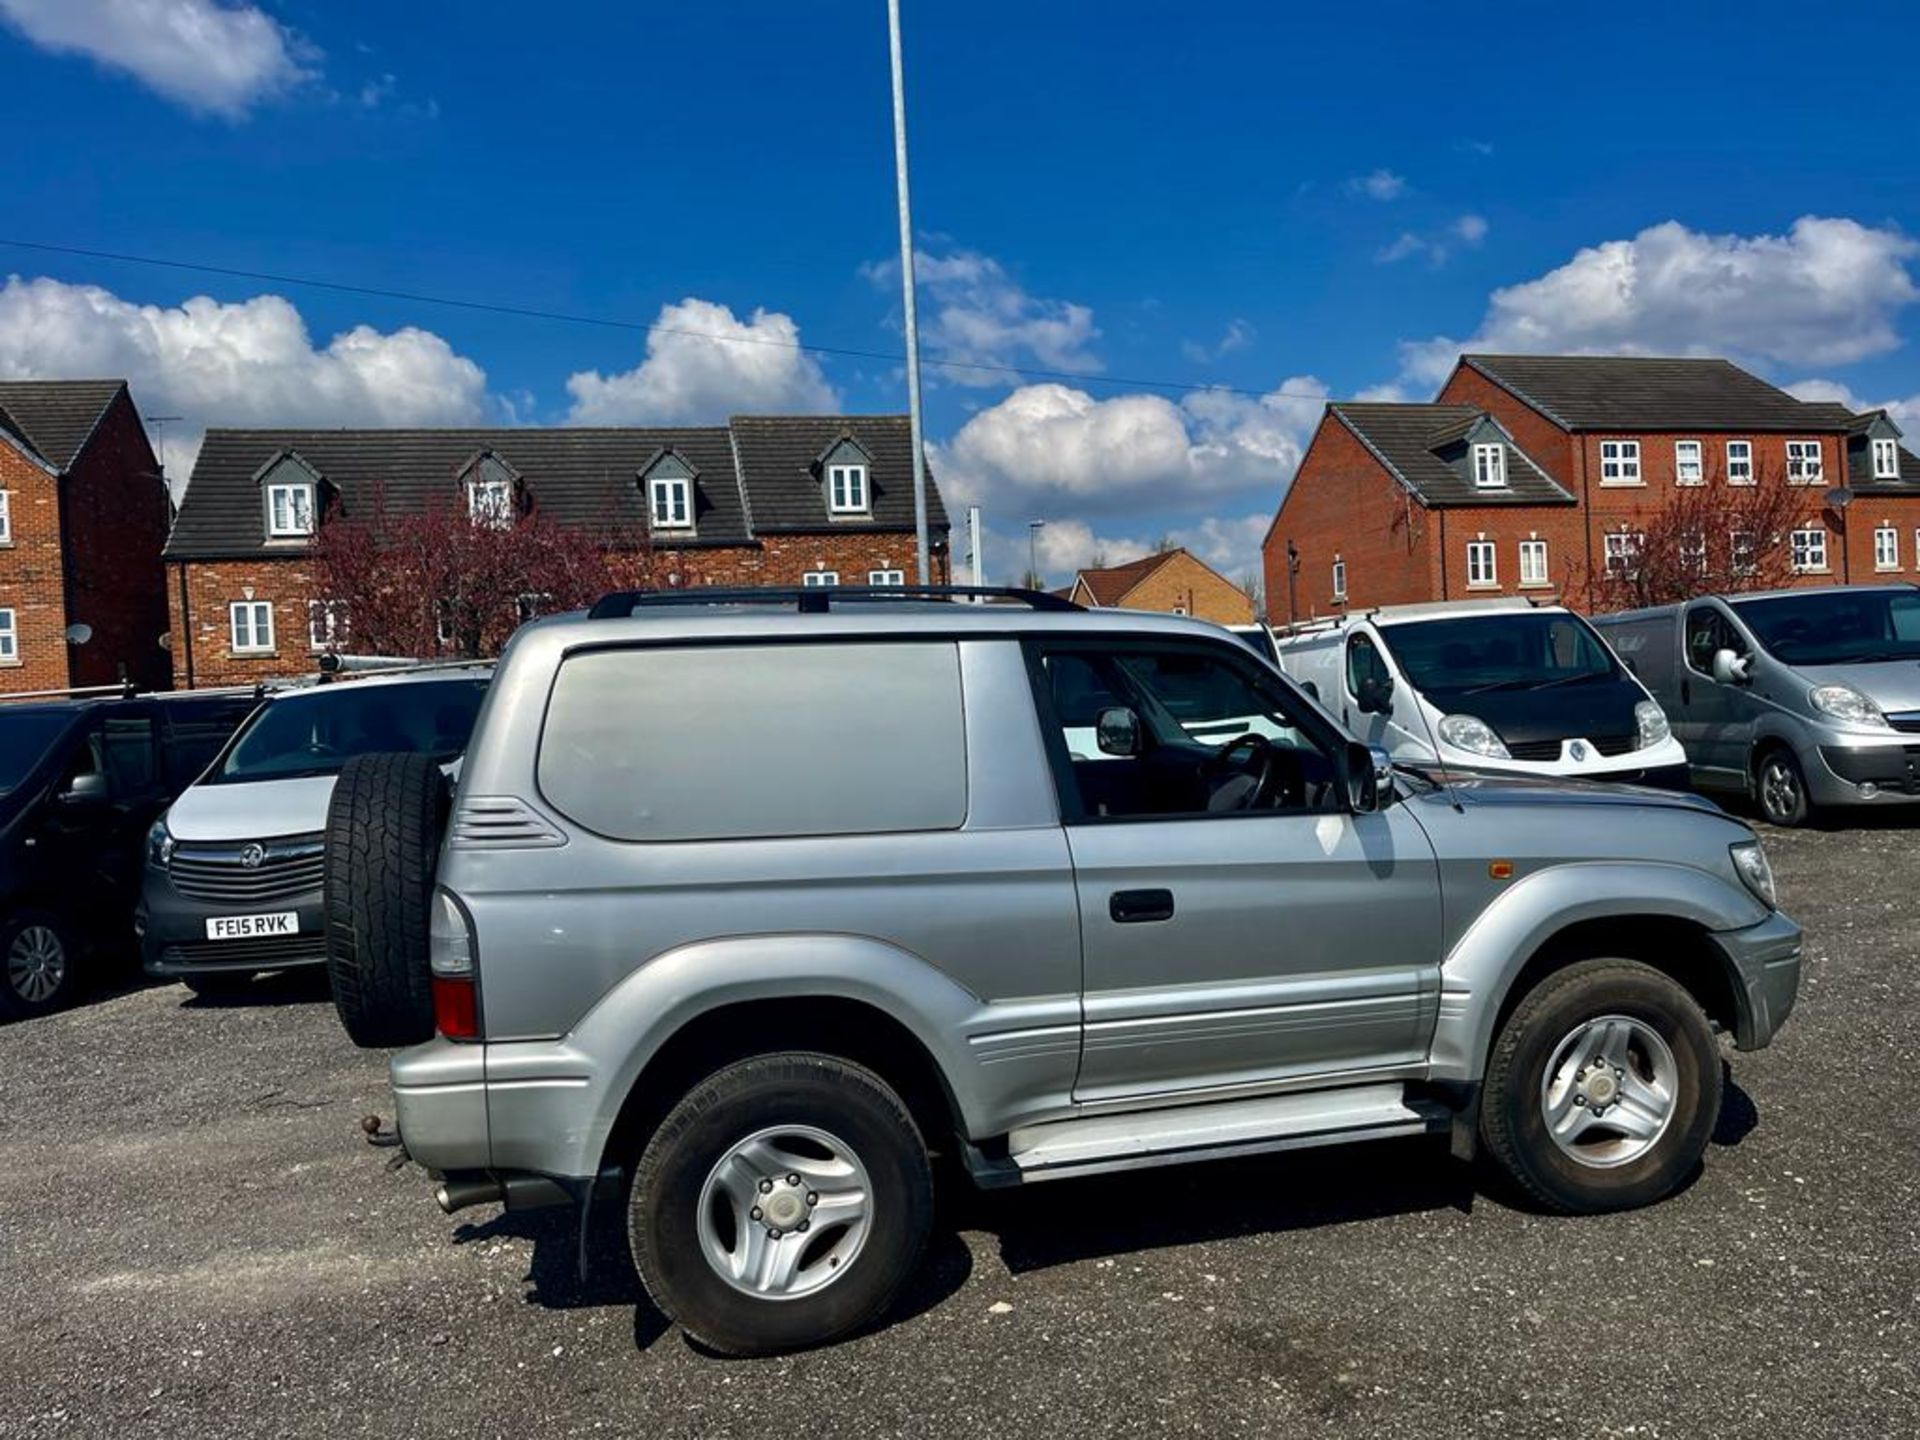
<box><xmin>1452</xmin><ymin>213</ymin><xmax>1490</xmax><ymax>245</ymax></box>
<box><xmin>1181</xmin><ymin>317</ymin><xmax>1255</xmax><ymax>364</ymax></box>
<box><xmin>1377</xmin><ymin>213</ymin><xmax>1489</xmax><ymax>268</ymax></box>
<box><xmin>866</xmin><ymin>248</ymin><xmax>1099</xmax><ymax>386</ymax></box>
<box><xmin>0</xmin><ymin>274</ymin><xmax>490</xmax><ymax>487</ymax></box>
<box><xmin>1400</xmin><ymin>216</ymin><xmax>1920</xmax><ymax>386</ymax></box>
<box><xmin>564</xmin><ymin>298</ymin><xmax>838</xmax><ymax>425</ymax></box>
<box><xmin>932</xmin><ymin>376</ymin><xmax>1326</xmax><ymax>527</ymax></box>
<box><xmin>1346</xmin><ymin>169</ymin><xmax>1407</xmax><ymax>201</ymax></box>
<box><xmin>989</xmin><ymin>511</ymin><xmax>1272</xmax><ymax>590</ymax></box>
<box><xmin>0</xmin><ymin>0</ymin><xmax>312</xmax><ymax>118</ymax></box>
<box><xmin>1785</xmin><ymin>377</ymin><xmax>1920</xmax><ymax>439</ymax></box>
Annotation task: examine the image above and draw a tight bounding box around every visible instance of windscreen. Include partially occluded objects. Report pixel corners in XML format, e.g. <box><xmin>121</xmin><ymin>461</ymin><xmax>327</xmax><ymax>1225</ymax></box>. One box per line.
<box><xmin>1378</xmin><ymin>612</ymin><xmax>1618</xmax><ymax>696</ymax></box>
<box><xmin>1731</xmin><ymin>589</ymin><xmax>1920</xmax><ymax>666</ymax></box>
<box><xmin>0</xmin><ymin>710</ymin><xmax>75</xmax><ymax>794</ymax></box>
<box><xmin>210</xmin><ymin>678</ymin><xmax>489</xmax><ymax>784</ymax></box>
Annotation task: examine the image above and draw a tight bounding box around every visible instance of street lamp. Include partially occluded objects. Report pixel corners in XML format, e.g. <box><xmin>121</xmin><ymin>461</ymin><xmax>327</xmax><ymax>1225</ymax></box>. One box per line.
<box><xmin>1028</xmin><ymin>519</ymin><xmax>1047</xmax><ymax>587</ymax></box>
<box><xmin>886</xmin><ymin>0</ymin><xmax>932</xmax><ymax>585</ymax></box>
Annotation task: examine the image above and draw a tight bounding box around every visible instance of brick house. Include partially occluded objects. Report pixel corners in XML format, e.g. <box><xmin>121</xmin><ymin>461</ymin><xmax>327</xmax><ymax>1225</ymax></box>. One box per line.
<box><xmin>1066</xmin><ymin>548</ymin><xmax>1255</xmax><ymax>624</ymax></box>
<box><xmin>1263</xmin><ymin>355</ymin><xmax>1920</xmax><ymax>619</ymax></box>
<box><xmin>162</xmin><ymin>415</ymin><xmax>949</xmax><ymax>686</ymax></box>
<box><xmin>0</xmin><ymin>380</ymin><xmax>172</xmax><ymax>694</ymax></box>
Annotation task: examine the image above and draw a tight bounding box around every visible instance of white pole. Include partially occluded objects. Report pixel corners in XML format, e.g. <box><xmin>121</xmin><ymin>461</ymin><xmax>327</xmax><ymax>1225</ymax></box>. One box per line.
<box><xmin>887</xmin><ymin>0</ymin><xmax>932</xmax><ymax>585</ymax></box>
<box><xmin>968</xmin><ymin>504</ymin><xmax>983</xmax><ymax>591</ymax></box>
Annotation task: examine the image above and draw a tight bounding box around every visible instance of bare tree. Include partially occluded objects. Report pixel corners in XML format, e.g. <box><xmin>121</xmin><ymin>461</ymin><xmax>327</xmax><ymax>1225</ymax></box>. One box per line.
<box><xmin>1583</xmin><ymin>462</ymin><xmax>1811</xmax><ymax>611</ymax></box>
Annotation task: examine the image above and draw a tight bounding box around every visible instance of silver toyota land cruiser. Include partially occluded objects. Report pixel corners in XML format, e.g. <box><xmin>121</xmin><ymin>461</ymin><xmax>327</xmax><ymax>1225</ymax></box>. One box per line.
<box><xmin>325</xmin><ymin>586</ymin><xmax>1802</xmax><ymax>1356</ymax></box>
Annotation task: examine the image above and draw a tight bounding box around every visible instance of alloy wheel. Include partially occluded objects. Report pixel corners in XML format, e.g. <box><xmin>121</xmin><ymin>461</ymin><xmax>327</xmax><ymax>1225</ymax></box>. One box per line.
<box><xmin>7</xmin><ymin>925</ymin><xmax>69</xmax><ymax>1005</ymax></box>
<box><xmin>1538</xmin><ymin>1013</ymin><xmax>1678</xmax><ymax>1169</ymax></box>
<box><xmin>1759</xmin><ymin>756</ymin><xmax>1802</xmax><ymax>824</ymax></box>
<box><xmin>695</xmin><ymin>1124</ymin><xmax>874</xmax><ymax>1300</ymax></box>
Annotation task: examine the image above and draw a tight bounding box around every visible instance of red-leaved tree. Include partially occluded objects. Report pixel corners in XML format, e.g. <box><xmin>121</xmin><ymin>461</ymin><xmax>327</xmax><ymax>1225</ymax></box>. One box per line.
<box><xmin>311</xmin><ymin>486</ymin><xmax>668</xmax><ymax>659</ymax></box>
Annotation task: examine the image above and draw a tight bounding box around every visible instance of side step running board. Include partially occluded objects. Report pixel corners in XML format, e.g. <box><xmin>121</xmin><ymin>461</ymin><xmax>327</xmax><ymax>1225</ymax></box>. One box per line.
<box><xmin>979</xmin><ymin>1084</ymin><xmax>1447</xmax><ymax>1186</ymax></box>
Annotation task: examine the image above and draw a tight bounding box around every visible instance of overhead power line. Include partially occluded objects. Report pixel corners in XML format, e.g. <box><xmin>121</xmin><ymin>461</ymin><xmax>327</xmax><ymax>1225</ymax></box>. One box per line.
<box><xmin>0</xmin><ymin>236</ymin><xmax>1339</xmax><ymax>405</ymax></box>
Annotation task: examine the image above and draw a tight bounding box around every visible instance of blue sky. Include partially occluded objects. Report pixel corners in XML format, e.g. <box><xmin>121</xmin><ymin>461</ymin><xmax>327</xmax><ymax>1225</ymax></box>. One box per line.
<box><xmin>1</xmin><ymin>1</ymin><xmax>1917</xmax><ymax>584</ymax></box>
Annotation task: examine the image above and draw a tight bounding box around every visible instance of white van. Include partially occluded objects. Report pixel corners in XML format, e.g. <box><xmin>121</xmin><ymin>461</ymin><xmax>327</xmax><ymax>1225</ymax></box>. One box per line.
<box><xmin>1273</xmin><ymin>598</ymin><xmax>1688</xmax><ymax>785</ymax></box>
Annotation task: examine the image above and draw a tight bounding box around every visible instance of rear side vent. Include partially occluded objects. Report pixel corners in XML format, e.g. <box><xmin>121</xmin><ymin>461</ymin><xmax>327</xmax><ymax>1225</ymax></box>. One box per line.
<box><xmin>447</xmin><ymin>796</ymin><xmax>568</xmax><ymax>850</ymax></box>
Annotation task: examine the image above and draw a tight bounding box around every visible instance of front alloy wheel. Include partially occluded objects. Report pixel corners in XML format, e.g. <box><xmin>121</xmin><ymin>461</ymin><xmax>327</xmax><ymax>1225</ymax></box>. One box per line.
<box><xmin>1757</xmin><ymin>750</ymin><xmax>1811</xmax><ymax>827</ymax></box>
<box><xmin>1</xmin><ymin>916</ymin><xmax>80</xmax><ymax>1020</ymax></box>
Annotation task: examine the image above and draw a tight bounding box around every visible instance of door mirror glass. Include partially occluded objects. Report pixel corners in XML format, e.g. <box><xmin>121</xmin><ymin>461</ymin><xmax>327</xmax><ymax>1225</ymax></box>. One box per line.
<box><xmin>1094</xmin><ymin>706</ymin><xmax>1143</xmax><ymax>758</ymax></box>
<box><xmin>1355</xmin><ymin>672</ymin><xmax>1395</xmax><ymax>715</ymax></box>
<box><xmin>1346</xmin><ymin>742</ymin><xmax>1396</xmax><ymax>812</ymax></box>
<box><xmin>60</xmin><ymin>770</ymin><xmax>109</xmax><ymax>807</ymax></box>
<box><xmin>1710</xmin><ymin>647</ymin><xmax>1751</xmax><ymax>686</ymax></box>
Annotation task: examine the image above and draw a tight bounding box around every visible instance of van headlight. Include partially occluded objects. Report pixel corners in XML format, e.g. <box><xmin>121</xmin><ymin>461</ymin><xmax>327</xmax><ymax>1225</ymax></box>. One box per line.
<box><xmin>1437</xmin><ymin>713</ymin><xmax>1511</xmax><ymax>759</ymax></box>
<box><xmin>1809</xmin><ymin>684</ymin><xmax>1890</xmax><ymax>729</ymax></box>
<box><xmin>1730</xmin><ymin>840</ymin><xmax>1776</xmax><ymax>909</ymax></box>
<box><xmin>1634</xmin><ymin>699</ymin><xmax>1671</xmax><ymax>749</ymax></box>
<box><xmin>145</xmin><ymin>817</ymin><xmax>176</xmax><ymax>868</ymax></box>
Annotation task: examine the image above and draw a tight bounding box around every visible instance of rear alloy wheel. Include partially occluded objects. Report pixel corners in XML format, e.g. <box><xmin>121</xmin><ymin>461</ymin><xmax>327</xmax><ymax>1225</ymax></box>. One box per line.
<box><xmin>1481</xmin><ymin>959</ymin><xmax>1721</xmax><ymax>1214</ymax></box>
<box><xmin>629</xmin><ymin>1052</ymin><xmax>932</xmax><ymax>1356</ymax></box>
<box><xmin>0</xmin><ymin>914</ymin><xmax>81</xmax><ymax>1021</ymax></box>
<box><xmin>1756</xmin><ymin>748</ymin><xmax>1812</xmax><ymax>828</ymax></box>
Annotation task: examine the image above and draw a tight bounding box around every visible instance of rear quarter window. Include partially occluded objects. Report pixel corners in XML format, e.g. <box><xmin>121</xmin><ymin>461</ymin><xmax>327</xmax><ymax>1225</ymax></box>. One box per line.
<box><xmin>538</xmin><ymin>642</ymin><xmax>969</xmax><ymax>842</ymax></box>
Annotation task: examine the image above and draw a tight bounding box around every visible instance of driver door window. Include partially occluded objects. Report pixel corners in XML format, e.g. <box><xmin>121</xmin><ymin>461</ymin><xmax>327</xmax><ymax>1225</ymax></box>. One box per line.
<box><xmin>1346</xmin><ymin>634</ymin><xmax>1388</xmax><ymax>698</ymax></box>
<box><xmin>1684</xmin><ymin>606</ymin><xmax>1741</xmax><ymax>676</ymax></box>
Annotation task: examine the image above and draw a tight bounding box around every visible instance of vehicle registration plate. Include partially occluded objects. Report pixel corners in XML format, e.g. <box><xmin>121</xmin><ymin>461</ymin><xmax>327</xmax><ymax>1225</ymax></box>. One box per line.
<box><xmin>205</xmin><ymin>912</ymin><xmax>299</xmax><ymax>940</ymax></box>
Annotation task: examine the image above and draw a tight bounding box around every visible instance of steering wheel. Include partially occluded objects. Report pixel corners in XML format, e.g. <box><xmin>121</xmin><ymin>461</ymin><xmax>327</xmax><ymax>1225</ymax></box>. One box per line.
<box><xmin>1202</xmin><ymin>733</ymin><xmax>1276</xmax><ymax>810</ymax></box>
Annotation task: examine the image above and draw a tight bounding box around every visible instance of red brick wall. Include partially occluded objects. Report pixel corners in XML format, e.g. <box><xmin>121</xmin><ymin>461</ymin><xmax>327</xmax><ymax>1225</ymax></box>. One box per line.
<box><xmin>1114</xmin><ymin>552</ymin><xmax>1255</xmax><ymax>623</ymax></box>
<box><xmin>1431</xmin><ymin>506</ymin><xmax>1590</xmax><ymax>602</ymax></box>
<box><xmin>168</xmin><ymin>531</ymin><xmax>950</xmax><ymax>686</ymax></box>
<box><xmin>0</xmin><ymin>440</ymin><xmax>69</xmax><ymax>693</ymax></box>
<box><xmin>58</xmin><ymin>389</ymin><xmax>171</xmax><ymax>690</ymax></box>
<box><xmin>1263</xmin><ymin>413</ymin><xmax>1437</xmax><ymax>620</ymax></box>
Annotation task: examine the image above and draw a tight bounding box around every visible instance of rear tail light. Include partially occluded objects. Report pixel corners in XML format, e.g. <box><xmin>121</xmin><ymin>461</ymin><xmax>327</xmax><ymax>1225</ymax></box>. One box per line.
<box><xmin>429</xmin><ymin>891</ymin><xmax>481</xmax><ymax>1041</ymax></box>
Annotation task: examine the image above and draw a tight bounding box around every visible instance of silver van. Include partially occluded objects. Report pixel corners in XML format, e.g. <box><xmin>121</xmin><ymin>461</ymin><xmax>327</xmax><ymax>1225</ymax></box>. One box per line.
<box><xmin>1593</xmin><ymin>584</ymin><xmax>1920</xmax><ymax>825</ymax></box>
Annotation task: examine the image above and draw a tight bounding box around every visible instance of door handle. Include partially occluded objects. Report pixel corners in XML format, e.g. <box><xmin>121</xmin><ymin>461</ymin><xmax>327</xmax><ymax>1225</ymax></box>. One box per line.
<box><xmin>1110</xmin><ymin>888</ymin><xmax>1175</xmax><ymax>924</ymax></box>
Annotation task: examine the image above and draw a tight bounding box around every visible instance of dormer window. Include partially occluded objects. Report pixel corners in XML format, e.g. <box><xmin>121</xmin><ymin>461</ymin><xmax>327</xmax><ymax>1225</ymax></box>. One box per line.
<box><xmin>1873</xmin><ymin>437</ymin><xmax>1901</xmax><ymax>481</ymax></box>
<box><xmin>828</xmin><ymin>462</ymin><xmax>869</xmax><ymax>514</ymax></box>
<box><xmin>267</xmin><ymin>481</ymin><xmax>315</xmax><ymax>537</ymax></box>
<box><xmin>468</xmin><ymin>476</ymin><xmax>513</xmax><ymax>528</ymax></box>
<box><xmin>1472</xmin><ymin>443</ymin><xmax>1507</xmax><ymax>489</ymax></box>
<box><xmin>650</xmin><ymin>474</ymin><xmax>691</xmax><ymax>528</ymax></box>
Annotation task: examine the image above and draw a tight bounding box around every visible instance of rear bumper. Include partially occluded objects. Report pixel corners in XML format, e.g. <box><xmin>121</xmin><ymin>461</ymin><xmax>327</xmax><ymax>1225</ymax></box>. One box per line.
<box><xmin>1712</xmin><ymin>910</ymin><xmax>1802</xmax><ymax>1051</ymax></box>
<box><xmin>389</xmin><ymin>1037</ymin><xmax>491</xmax><ymax>1173</ymax></box>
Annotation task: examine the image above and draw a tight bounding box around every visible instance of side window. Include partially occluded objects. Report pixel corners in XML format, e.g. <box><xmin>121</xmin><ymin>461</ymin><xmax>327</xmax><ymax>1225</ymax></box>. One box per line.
<box><xmin>538</xmin><ymin>643</ymin><xmax>967</xmax><ymax>841</ymax></box>
<box><xmin>1684</xmin><ymin>606</ymin><xmax>1738</xmax><ymax>676</ymax></box>
<box><xmin>1345</xmin><ymin>633</ymin><xmax>1388</xmax><ymax>697</ymax></box>
<box><xmin>100</xmin><ymin>716</ymin><xmax>158</xmax><ymax>798</ymax></box>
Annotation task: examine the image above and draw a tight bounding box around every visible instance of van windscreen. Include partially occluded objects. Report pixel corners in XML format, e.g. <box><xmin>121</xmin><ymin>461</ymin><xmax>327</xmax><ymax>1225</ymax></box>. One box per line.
<box><xmin>1378</xmin><ymin>613</ymin><xmax>1618</xmax><ymax>696</ymax></box>
<box><xmin>1731</xmin><ymin>590</ymin><xmax>1920</xmax><ymax>666</ymax></box>
<box><xmin>0</xmin><ymin>710</ymin><xmax>75</xmax><ymax>794</ymax></box>
<box><xmin>210</xmin><ymin>678</ymin><xmax>489</xmax><ymax>784</ymax></box>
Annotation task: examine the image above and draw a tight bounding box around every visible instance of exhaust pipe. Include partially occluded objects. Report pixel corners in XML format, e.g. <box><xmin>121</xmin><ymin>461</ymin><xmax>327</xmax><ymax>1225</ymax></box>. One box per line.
<box><xmin>435</xmin><ymin>1176</ymin><xmax>504</xmax><ymax>1214</ymax></box>
<box><xmin>434</xmin><ymin>1173</ymin><xmax>572</xmax><ymax>1215</ymax></box>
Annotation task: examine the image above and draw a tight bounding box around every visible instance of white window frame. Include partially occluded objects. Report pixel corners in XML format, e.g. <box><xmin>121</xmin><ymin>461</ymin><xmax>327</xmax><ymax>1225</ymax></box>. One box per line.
<box><xmin>228</xmin><ymin>600</ymin><xmax>275</xmax><ymax>655</ymax></box>
<box><xmin>827</xmin><ymin>463</ymin><xmax>869</xmax><ymax>514</ymax></box>
<box><xmin>1674</xmin><ymin>440</ymin><xmax>1704</xmax><ymax>486</ymax></box>
<box><xmin>1872</xmin><ymin>437</ymin><xmax>1901</xmax><ymax>481</ymax></box>
<box><xmin>266</xmin><ymin>481</ymin><xmax>315</xmax><ymax>538</ymax></box>
<box><xmin>307</xmin><ymin>599</ymin><xmax>347</xmax><ymax>651</ymax></box>
<box><xmin>649</xmin><ymin>475</ymin><xmax>692</xmax><ymax>530</ymax></box>
<box><xmin>1331</xmin><ymin>557</ymin><xmax>1348</xmax><ymax>600</ymax></box>
<box><xmin>1472</xmin><ymin>443</ymin><xmax>1507</xmax><ymax>489</ymax></box>
<box><xmin>867</xmin><ymin>569</ymin><xmax>905</xmax><ymax>586</ymax></box>
<box><xmin>1789</xmin><ymin>526</ymin><xmax>1828</xmax><ymax>573</ymax></box>
<box><xmin>468</xmin><ymin>476</ymin><xmax>514</xmax><ymax>528</ymax></box>
<box><xmin>1603</xmin><ymin>531</ymin><xmax>1645</xmax><ymax>578</ymax></box>
<box><xmin>801</xmin><ymin>570</ymin><xmax>839</xmax><ymax>587</ymax></box>
<box><xmin>1599</xmin><ymin>440</ymin><xmax>1642</xmax><ymax>485</ymax></box>
<box><xmin>1680</xmin><ymin>532</ymin><xmax>1709</xmax><ymax>577</ymax></box>
<box><xmin>0</xmin><ymin>606</ymin><xmax>16</xmax><ymax>664</ymax></box>
<box><xmin>1726</xmin><ymin>439</ymin><xmax>1754</xmax><ymax>486</ymax></box>
<box><xmin>435</xmin><ymin>601</ymin><xmax>456</xmax><ymax>649</ymax></box>
<box><xmin>1874</xmin><ymin>525</ymin><xmax>1900</xmax><ymax>572</ymax></box>
<box><xmin>1731</xmin><ymin>531</ymin><xmax>1758</xmax><ymax>576</ymax></box>
<box><xmin>1518</xmin><ymin>539</ymin><xmax>1548</xmax><ymax>587</ymax></box>
<box><xmin>0</xmin><ymin>488</ymin><xmax>11</xmax><ymax>544</ymax></box>
<box><xmin>1785</xmin><ymin>440</ymin><xmax>1823</xmax><ymax>485</ymax></box>
<box><xmin>1465</xmin><ymin>540</ymin><xmax>1497</xmax><ymax>589</ymax></box>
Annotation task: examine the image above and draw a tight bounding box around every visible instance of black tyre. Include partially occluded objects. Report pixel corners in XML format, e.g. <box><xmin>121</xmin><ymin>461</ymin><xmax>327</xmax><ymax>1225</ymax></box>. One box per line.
<box><xmin>180</xmin><ymin>971</ymin><xmax>255</xmax><ymax>998</ymax></box>
<box><xmin>1481</xmin><ymin>959</ymin><xmax>1721</xmax><ymax>1215</ymax></box>
<box><xmin>1754</xmin><ymin>746</ymin><xmax>1812</xmax><ymax>828</ymax></box>
<box><xmin>0</xmin><ymin>911</ymin><xmax>82</xmax><ymax>1021</ymax></box>
<box><xmin>323</xmin><ymin>751</ymin><xmax>445</xmax><ymax>1048</ymax></box>
<box><xmin>629</xmin><ymin>1052</ymin><xmax>933</xmax><ymax>1356</ymax></box>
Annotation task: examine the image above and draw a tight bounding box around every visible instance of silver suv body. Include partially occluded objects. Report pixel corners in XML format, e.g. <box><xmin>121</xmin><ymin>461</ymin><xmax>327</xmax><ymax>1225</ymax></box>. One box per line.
<box><xmin>385</xmin><ymin>591</ymin><xmax>1800</xmax><ymax>1352</ymax></box>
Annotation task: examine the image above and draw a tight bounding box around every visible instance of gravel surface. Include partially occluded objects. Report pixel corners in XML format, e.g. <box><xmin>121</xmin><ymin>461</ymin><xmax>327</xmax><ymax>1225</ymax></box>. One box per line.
<box><xmin>2</xmin><ymin>820</ymin><xmax>1916</xmax><ymax>1439</ymax></box>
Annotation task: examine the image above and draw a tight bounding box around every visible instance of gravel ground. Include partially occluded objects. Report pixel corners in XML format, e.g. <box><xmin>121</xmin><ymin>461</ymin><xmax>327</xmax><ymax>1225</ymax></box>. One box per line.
<box><xmin>2</xmin><ymin>820</ymin><xmax>1916</xmax><ymax>1439</ymax></box>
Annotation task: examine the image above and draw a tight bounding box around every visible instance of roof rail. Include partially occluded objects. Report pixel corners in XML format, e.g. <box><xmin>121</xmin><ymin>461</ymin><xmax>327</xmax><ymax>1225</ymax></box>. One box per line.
<box><xmin>587</xmin><ymin>584</ymin><xmax>1081</xmax><ymax>619</ymax></box>
<box><xmin>0</xmin><ymin>681</ymin><xmax>138</xmax><ymax>704</ymax></box>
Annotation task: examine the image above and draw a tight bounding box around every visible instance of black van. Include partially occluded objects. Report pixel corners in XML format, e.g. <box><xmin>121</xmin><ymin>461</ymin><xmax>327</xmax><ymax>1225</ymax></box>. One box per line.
<box><xmin>0</xmin><ymin>690</ymin><xmax>258</xmax><ymax>1019</ymax></box>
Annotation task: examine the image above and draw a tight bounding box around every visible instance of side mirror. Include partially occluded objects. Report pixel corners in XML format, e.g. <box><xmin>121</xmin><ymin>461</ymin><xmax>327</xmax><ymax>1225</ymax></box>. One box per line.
<box><xmin>1094</xmin><ymin>706</ymin><xmax>1143</xmax><ymax>758</ymax></box>
<box><xmin>60</xmin><ymin>770</ymin><xmax>109</xmax><ymax>808</ymax></box>
<box><xmin>1355</xmin><ymin>672</ymin><xmax>1395</xmax><ymax>715</ymax></box>
<box><xmin>1710</xmin><ymin>648</ymin><xmax>1752</xmax><ymax>686</ymax></box>
<box><xmin>1346</xmin><ymin>742</ymin><xmax>1397</xmax><ymax>813</ymax></box>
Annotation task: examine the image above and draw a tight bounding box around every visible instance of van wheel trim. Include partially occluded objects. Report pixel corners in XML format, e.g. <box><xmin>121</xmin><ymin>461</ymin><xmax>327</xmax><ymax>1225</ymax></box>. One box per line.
<box><xmin>7</xmin><ymin>925</ymin><xmax>68</xmax><ymax>1004</ymax></box>
<box><xmin>1758</xmin><ymin>753</ymin><xmax>1805</xmax><ymax>824</ymax></box>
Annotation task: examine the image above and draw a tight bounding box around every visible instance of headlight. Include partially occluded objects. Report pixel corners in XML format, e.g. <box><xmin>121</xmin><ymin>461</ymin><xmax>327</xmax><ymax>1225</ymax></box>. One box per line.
<box><xmin>1730</xmin><ymin>839</ymin><xmax>1776</xmax><ymax>909</ymax></box>
<box><xmin>1634</xmin><ymin>699</ymin><xmax>1671</xmax><ymax>749</ymax></box>
<box><xmin>1809</xmin><ymin>684</ymin><xmax>1890</xmax><ymax>729</ymax></box>
<box><xmin>1437</xmin><ymin>713</ymin><xmax>1511</xmax><ymax>759</ymax></box>
<box><xmin>145</xmin><ymin>817</ymin><xmax>175</xmax><ymax>868</ymax></box>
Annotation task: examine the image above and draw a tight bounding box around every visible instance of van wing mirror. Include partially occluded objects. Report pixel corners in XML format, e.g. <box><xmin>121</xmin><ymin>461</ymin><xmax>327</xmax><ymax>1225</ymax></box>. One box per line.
<box><xmin>1094</xmin><ymin>706</ymin><xmax>1144</xmax><ymax>758</ymax></box>
<box><xmin>60</xmin><ymin>770</ymin><xmax>109</xmax><ymax>807</ymax></box>
<box><xmin>1710</xmin><ymin>648</ymin><xmax>1752</xmax><ymax>686</ymax></box>
<box><xmin>1355</xmin><ymin>672</ymin><xmax>1395</xmax><ymax>715</ymax></box>
<box><xmin>1345</xmin><ymin>741</ymin><xmax>1397</xmax><ymax>813</ymax></box>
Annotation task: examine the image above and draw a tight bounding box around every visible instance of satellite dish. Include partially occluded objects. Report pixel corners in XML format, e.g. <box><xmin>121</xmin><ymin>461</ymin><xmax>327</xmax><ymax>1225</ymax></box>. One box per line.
<box><xmin>1824</xmin><ymin>486</ymin><xmax>1854</xmax><ymax>510</ymax></box>
<box><xmin>64</xmin><ymin>623</ymin><xmax>93</xmax><ymax>646</ymax></box>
